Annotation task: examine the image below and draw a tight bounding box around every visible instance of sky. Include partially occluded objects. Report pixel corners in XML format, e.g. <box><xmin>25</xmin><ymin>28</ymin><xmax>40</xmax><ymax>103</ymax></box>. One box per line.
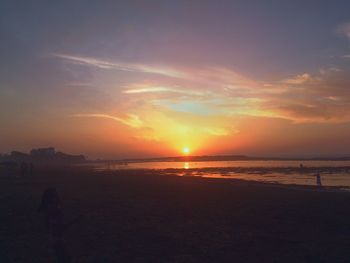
<box><xmin>1</xmin><ymin>0</ymin><xmax>350</xmax><ymax>159</ymax></box>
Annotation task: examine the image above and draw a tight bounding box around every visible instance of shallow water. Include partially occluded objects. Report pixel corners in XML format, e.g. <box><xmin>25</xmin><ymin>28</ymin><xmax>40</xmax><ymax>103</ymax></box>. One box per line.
<box><xmin>92</xmin><ymin>160</ymin><xmax>350</xmax><ymax>189</ymax></box>
<box><xmin>97</xmin><ymin>160</ymin><xmax>350</xmax><ymax>170</ymax></box>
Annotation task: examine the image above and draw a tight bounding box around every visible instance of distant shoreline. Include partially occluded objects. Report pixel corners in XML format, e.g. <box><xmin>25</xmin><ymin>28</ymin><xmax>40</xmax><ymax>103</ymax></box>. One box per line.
<box><xmin>90</xmin><ymin>155</ymin><xmax>350</xmax><ymax>164</ymax></box>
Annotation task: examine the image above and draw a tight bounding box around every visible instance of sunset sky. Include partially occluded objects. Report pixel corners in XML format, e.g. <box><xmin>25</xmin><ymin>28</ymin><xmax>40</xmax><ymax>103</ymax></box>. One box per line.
<box><xmin>1</xmin><ymin>0</ymin><xmax>350</xmax><ymax>159</ymax></box>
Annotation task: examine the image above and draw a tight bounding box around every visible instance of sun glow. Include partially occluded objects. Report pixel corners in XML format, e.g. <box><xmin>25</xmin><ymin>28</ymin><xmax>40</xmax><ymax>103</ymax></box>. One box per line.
<box><xmin>182</xmin><ymin>147</ymin><xmax>190</xmax><ymax>155</ymax></box>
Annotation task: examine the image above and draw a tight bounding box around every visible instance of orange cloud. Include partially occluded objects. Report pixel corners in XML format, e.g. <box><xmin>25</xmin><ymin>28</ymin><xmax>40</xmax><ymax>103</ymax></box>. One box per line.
<box><xmin>72</xmin><ymin>113</ymin><xmax>143</xmax><ymax>128</ymax></box>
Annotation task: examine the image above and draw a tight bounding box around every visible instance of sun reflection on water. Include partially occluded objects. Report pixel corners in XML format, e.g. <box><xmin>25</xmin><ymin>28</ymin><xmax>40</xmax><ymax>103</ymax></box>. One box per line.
<box><xmin>183</xmin><ymin>162</ymin><xmax>190</xmax><ymax>169</ymax></box>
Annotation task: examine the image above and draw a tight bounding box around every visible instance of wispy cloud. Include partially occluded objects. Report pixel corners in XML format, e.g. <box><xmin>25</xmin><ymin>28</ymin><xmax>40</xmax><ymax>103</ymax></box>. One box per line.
<box><xmin>52</xmin><ymin>53</ymin><xmax>187</xmax><ymax>78</ymax></box>
<box><xmin>203</xmin><ymin>127</ymin><xmax>231</xmax><ymax>136</ymax></box>
<box><xmin>337</xmin><ymin>22</ymin><xmax>350</xmax><ymax>41</ymax></box>
<box><xmin>123</xmin><ymin>87</ymin><xmax>176</xmax><ymax>94</ymax></box>
<box><xmin>72</xmin><ymin>113</ymin><xmax>143</xmax><ymax>128</ymax></box>
<box><xmin>123</xmin><ymin>86</ymin><xmax>198</xmax><ymax>95</ymax></box>
<box><xmin>281</xmin><ymin>73</ymin><xmax>314</xmax><ymax>85</ymax></box>
<box><xmin>260</xmin><ymin>69</ymin><xmax>350</xmax><ymax>123</ymax></box>
<box><xmin>337</xmin><ymin>22</ymin><xmax>350</xmax><ymax>69</ymax></box>
<box><xmin>60</xmin><ymin>52</ymin><xmax>350</xmax><ymax>125</ymax></box>
<box><xmin>122</xmin><ymin>66</ymin><xmax>350</xmax><ymax>123</ymax></box>
<box><xmin>122</xmin><ymin>83</ymin><xmax>206</xmax><ymax>97</ymax></box>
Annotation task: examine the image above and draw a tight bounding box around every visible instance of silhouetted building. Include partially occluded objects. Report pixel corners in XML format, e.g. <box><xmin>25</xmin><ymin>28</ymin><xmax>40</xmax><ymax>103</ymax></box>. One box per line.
<box><xmin>30</xmin><ymin>147</ymin><xmax>56</xmax><ymax>157</ymax></box>
<box><xmin>0</xmin><ymin>147</ymin><xmax>86</xmax><ymax>165</ymax></box>
<box><xmin>55</xmin><ymin>151</ymin><xmax>86</xmax><ymax>162</ymax></box>
<box><xmin>10</xmin><ymin>151</ymin><xmax>30</xmax><ymax>161</ymax></box>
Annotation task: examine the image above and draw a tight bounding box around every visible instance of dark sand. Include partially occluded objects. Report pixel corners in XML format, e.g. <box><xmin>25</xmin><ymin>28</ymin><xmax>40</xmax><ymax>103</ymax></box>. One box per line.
<box><xmin>1</xmin><ymin>167</ymin><xmax>350</xmax><ymax>262</ymax></box>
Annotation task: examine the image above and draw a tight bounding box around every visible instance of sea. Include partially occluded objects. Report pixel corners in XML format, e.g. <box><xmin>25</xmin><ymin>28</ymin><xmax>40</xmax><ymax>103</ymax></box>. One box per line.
<box><xmin>91</xmin><ymin>160</ymin><xmax>350</xmax><ymax>189</ymax></box>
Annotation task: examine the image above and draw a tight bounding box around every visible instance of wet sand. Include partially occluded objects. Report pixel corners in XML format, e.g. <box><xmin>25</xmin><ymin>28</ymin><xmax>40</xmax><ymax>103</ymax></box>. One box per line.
<box><xmin>1</xmin><ymin>167</ymin><xmax>350</xmax><ymax>262</ymax></box>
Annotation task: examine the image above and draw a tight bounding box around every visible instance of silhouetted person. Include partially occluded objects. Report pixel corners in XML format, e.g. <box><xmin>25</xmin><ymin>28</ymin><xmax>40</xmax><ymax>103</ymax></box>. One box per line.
<box><xmin>315</xmin><ymin>173</ymin><xmax>322</xmax><ymax>187</ymax></box>
<box><xmin>299</xmin><ymin>163</ymin><xmax>303</xmax><ymax>169</ymax></box>
<box><xmin>38</xmin><ymin>188</ymin><xmax>71</xmax><ymax>262</ymax></box>
<box><xmin>38</xmin><ymin>188</ymin><xmax>63</xmax><ymax>233</ymax></box>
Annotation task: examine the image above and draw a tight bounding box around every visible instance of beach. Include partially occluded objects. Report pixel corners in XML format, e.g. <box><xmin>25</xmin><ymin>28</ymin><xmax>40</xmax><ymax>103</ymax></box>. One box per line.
<box><xmin>1</xmin><ymin>167</ymin><xmax>350</xmax><ymax>262</ymax></box>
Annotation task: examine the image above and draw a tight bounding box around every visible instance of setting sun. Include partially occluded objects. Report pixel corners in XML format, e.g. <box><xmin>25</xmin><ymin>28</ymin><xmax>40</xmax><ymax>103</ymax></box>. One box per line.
<box><xmin>182</xmin><ymin>147</ymin><xmax>190</xmax><ymax>155</ymax></box>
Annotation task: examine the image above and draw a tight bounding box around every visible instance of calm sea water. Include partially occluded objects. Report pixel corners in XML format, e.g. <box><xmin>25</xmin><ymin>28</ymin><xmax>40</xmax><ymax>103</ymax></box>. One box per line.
<box><xmin>92</xmin><ymin>160</ymin><xmax>350</xmax><ymax>189</ymax></box>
